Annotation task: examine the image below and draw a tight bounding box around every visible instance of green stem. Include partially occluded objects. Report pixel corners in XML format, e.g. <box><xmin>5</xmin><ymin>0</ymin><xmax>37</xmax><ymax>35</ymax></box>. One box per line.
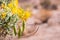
<box><xmin>22</xmin><ymin>21</ymin><xmax>25</xmax><ymax>32</ymax></box>
<box><xmin>18</xmin><ymin>27</ymin><xmax>21</xmax><ymax>38</ymax></box>
<box><xmin>13</xmin><ymin>26</ymin><xmax>17</xmax><ymax>35</ymax></box>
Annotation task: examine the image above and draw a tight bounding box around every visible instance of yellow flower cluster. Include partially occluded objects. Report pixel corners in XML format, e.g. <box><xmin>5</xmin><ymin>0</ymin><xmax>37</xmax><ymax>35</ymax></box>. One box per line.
<box><xmin>17</xmin><ymin>10</ymin><xmax>31</xmax><ymax>21</ymax></box>
<box><xmin>13</xmin><ymin>0</ymin><xmax>18</xmax><ymax>7</ymax></box>
<box><xmin>8</xmin><ymin>0</ymin><xmax>18</xmax><ymax>8</ymax></box>
<box><xmin>8</xmin><ymin>0</ymin><xmax>31</xmax><ymax>21</ymax></box>
<box><xmin>0</xmin><ymin>0</ymin><xmax>31</xmax><ymax>21</ymax></box>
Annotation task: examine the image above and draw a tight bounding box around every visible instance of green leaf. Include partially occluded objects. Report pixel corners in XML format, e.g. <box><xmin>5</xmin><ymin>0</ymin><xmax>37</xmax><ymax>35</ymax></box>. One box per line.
<box><xmin>6</xmin><ymin>26</ymin><xmax>10</xmax><ymax>31</ymax></box>
<box><xmin>13</xmin><ymin>26</ymin><xmax>17</xmax><ymax>35</ymax></box>
<box><xmin>17</xmin><ymin>21</ymin><xmax>25</xmax><ymax>38</ymax></box>
<box><xmin>18</xmin><ymin>27</ymin><xmax>21</xmax><ymax>38</ymax></box>
<box><xmin>22</xmin><ymin>21</ymin><xmax>25</xmax><ymax>32</ymax></box>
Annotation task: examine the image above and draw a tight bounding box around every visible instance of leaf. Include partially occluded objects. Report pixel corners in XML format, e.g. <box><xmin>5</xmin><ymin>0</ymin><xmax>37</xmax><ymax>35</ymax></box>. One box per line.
<box><xmin>13</xmin><ymin>26</ymin><xmax>17</xmax><ymax>35</ymax></box>
<box><xmin>18</xmin><ymin>27</ymin><xmax>21</xmax><ymax>38</ymax></box>
<box><xmin>22</xmin><ymin>21</ymin><xmax>25</xmax><ymax>32</ymax></box>
<box><xmin>18</xmin><ymin>21</ymin><xmax>25</xmax><ymax>38</ymax></box>
<box><xmin>6</xmin><ymin>26</ymin><xmax>10</xmax><ymax>31</ymax></box>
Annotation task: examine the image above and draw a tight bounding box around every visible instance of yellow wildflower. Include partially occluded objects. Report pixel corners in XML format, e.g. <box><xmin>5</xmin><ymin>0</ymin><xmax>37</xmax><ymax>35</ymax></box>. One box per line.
<box><xmin>11</xmin><ymin>7</ymin><xmax>23</xmax><ymax>15</ymax></box>
<box><xmin>15</xmin><ymin>8</ymin><xmax>24</xmax><ymax>17</ymax></box>
<box><xmin>11</xmin><ymin>7</ymin><xmax>17</xmax><ymax>14</ymax></box>
<box><xmin>8</xmin><ymin>3</ymin><xmax>13</xmax><ymax>8</ymax></box>
<box><xmin>1</xmin><ymin>12</ymin><xmax>6</xmax><ymax>19</ymax></box>
<box><xmin>8</xmin><ymin>0</ymin><xmax>19</xmax><ymax>14</ymax></box>
<box><xmin>8</xmin><ymin>0</ymin><xmax>18</xmax><ymax>8</ymax></box>
<box><xmin>17</xmin><ymin>8</ymin><xmax>24</xmax><ymax>14</ymax></box>
<box><xmin>21</xmin><ymin>11</ymin><xmax>31</xmax><ymax>21</ymax></box>
<box><xmin>7</xmin><ymin>0</ymin><xmax>31</xmax><ymax>21</ymax></box>
<box><xmin>13</xmin><ymin>0</ymin><xmax>18</xmax><ymax>7</ymax></box>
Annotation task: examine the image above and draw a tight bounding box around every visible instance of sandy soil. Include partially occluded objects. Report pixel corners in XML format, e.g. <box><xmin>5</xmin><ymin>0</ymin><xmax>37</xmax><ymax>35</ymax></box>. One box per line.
<box><xmin>19</xmin><ymin>24</ymin><xmax>60</xmax><ymax>40</ymax></box>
